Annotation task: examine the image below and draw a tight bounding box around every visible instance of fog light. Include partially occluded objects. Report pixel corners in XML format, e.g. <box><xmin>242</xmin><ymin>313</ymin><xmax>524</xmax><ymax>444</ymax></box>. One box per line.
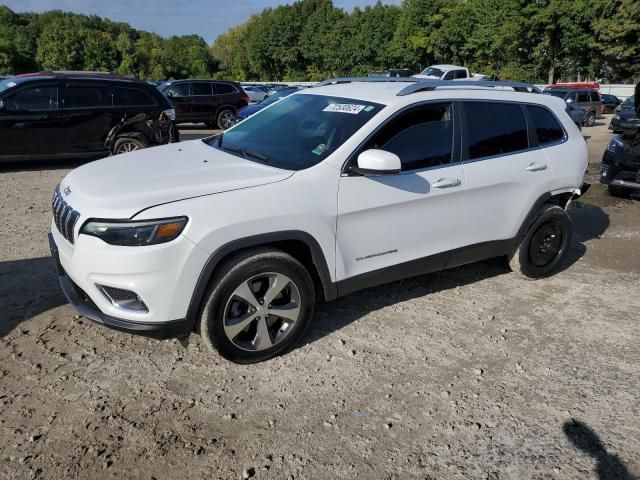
<box><xmin>98</xmin><ymin>285</ymin><xmax>148</xmax><ymax>312</ymax></box>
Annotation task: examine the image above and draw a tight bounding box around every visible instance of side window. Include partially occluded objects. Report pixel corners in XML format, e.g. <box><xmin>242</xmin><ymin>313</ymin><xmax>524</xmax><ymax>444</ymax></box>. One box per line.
<box><xmin>164</xmin><ymin>83</ymin><xmax>189</xmax><ymax>97</ymax></box>
<box><xmin>589</xmin><ymin>91</ymin><xmax>601</xmax><ymax>102</ymax></box>
<box><xmin>5</xmin><ymin>86</ymin><xmax>57</xmax><ymax>111</ymax></box>
<box><xmin>464</xmin><ymin>102</ymin><xmax>528</xmax><ymax>160</ymax></box>
<box><xmin>191</xmin><ymin>82</ymin><xmax>212</xmax><ymax>96</ymax></box>
<box><xmin>577</xmin><ymin>92</ymin><xmax>590</xmax><ymax>103</ymax></box>
<box><xmin>215</xmin><ymin>83</ymin><xmax>237</xmax><ymax>94</ymax></box>
<box><xmin>443</xmin><ymin>71</ymin><xmax>455</xmax><ymax>80</ymax></box>
<box><xmin>113</xmin><ymin>87</ymin><xmax>156</xmax><ymax>107</ymax></box>
<box><xmin>566</xmin><ymin>92</ymin><xmax>577</xmax><ymax>102</ymax></box>
<box><xmin>63</xmin><ymin>86</ymin><xmax>112</xmax><ymax>108</ymax></box>
<box><xmin>363</xmin><ymin>103</ymin><xmax>454</xmax><ymax>171</ymax></box>
<box><xmin>528</xmin><ymin>105</ymin><xmax>565</xmax><ymax>145</ymax></box>
<box><xmin>453</xmin><ymin>70</ymin><xmax>467</xmax><ymax>79</ymax></box>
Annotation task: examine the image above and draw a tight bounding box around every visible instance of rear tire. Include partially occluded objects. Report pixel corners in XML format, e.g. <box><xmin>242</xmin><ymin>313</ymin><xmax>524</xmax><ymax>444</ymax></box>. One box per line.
<box><xmin>584</xmin><ymin>111</ymin><xmax>596</xmax><ymax>127</ymax></box>
<box><xmin>217</xmin><ymin>108</ymin><xmax>236</xmax><ymax>130</ymax></box>
<box><xmin>113</xmin><ymin>137</ymin><xmax>146</xmax><ymax>155</ymax></box>
<box><xmin>509</xmin><ymin>205</ymin><xmax>572</xmax><ymax>279</ymax></box>
<box><xmin>199</xmin><ymin>248</ymin><xmax>315</xmax><ymax>363</ymax></box>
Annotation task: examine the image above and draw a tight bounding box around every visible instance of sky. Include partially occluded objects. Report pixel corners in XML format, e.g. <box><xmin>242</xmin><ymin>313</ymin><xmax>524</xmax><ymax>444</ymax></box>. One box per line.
<box><xmin>3</xmin><ymin>0</ymin><xmax>403</xmax><ymax>44</ymax></box>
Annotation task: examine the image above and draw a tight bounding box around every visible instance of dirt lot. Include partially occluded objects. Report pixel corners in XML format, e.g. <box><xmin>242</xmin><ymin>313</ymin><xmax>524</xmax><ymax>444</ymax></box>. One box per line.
<box><xmin>1</xmin><ymin>118</ymin><xmax>639</xmax><ymax>480</ymax></box>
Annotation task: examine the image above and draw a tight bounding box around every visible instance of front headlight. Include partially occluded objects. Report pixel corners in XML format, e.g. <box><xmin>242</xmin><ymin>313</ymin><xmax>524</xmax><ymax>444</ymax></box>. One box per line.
<box><xmin>81</xmin><ymin>217</ymin><xmax>187</xmax><ymax>246</ymax></box>
<box><xmin>607</xmin><ymin>137</ymin><xmax>622</xmax><ymax>153</ymax></box>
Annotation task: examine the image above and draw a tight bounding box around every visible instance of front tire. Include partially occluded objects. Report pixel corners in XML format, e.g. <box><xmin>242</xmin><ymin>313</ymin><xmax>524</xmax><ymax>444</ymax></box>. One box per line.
<box><xmin>199</xmin><ymin>248</ymin><xmax>315</xmax><ymax>363</ymax></box>
<box><xmin>113</xmin><ymin>137</ymin><xmax>146</xmax><ymax>155</ymax></box>
<box><xmin>509</xmin><ymin>205</ymin><xmax>572</xmax><ymax>279</ymax></box>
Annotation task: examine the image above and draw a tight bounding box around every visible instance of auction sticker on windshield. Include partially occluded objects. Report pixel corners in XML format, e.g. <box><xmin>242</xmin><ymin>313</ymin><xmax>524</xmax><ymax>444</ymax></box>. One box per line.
<box><xmin>323</xmin><ymin>103</ymin><xmax>366</xmax><ymax>114</ymax></box>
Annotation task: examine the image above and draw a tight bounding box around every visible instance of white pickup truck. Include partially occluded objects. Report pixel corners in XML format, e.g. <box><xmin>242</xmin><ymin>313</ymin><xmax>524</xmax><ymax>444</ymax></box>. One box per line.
<box><xmin>413</xmin><ymin>64</ymin><xmax>487</xmax><ymax>81</ymax></box>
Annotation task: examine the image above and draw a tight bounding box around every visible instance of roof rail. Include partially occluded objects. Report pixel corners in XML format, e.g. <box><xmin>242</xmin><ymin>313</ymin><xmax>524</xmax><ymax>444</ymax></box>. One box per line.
<box><xmin>315</xmin><ymin>77</ymin><xmax>541</xmax><ymax>95</ymax></box>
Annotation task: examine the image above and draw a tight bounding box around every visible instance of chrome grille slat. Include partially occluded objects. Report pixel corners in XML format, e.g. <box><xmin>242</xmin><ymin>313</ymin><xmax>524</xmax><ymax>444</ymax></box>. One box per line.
<box><xmin>51</xmin><ymin>186</ymin><xmax>81</xmax><ymax>244</ymax></box>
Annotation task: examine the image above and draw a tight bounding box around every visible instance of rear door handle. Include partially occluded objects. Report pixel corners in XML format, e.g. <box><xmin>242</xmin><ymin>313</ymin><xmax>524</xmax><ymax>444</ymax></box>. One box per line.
<box><xmin>525</xmin><ymin>162</ymin><xmax>548</xmax><ymax>172</ymax></box>
<box><xmin>432</xmin><ymin>177</ymin><xmax>461</xmax><ymax>188</ymax></box>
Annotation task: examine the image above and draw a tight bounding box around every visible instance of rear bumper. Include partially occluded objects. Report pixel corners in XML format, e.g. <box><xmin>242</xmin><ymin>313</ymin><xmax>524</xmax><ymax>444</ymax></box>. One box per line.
<box><xmin>49</xmin><ymin>233</ymin><xmax>193</xmax><ymax>339</ymax></box>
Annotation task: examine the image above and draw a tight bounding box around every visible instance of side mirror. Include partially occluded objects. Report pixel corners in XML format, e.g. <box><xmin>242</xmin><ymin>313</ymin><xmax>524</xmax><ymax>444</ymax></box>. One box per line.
<box><xmin>351</xmin><ymin>149</ymin><xmax>401</xmax><ymax>176</ymax></box>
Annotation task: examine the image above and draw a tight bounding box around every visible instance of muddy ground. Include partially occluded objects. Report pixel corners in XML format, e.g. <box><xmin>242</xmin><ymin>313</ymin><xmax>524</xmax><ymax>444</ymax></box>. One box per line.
<box><xmin>1</xmin><ymin>117</ymin><xmax>639</xmax><ymax>480</ymax></box>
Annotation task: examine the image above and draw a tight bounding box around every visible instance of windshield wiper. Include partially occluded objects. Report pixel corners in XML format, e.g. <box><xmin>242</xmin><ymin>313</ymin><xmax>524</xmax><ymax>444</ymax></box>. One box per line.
<box><xmin>243</xmin><ymin>149</ymin><xmax>269</xmax><ymax>162</ymax></box>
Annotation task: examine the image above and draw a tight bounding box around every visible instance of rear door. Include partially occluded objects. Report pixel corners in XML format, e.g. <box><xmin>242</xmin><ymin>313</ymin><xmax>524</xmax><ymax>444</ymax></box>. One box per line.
<box><xmin>0</xmin><ymin>82</ymin><xmax>64</xmax><ymax>156</ymax></box>
<box><xmin>60</xmin><ymin>82</ymin><xmax>113</xmax><ymax>154</ymax></box>
<box><xmin>451</xmin><ymin>101</ymin><xmax>554</xmax><ymax>261</ymax></box>
<box><xmin>337</xmin><ymin>102</ymin><xmax>465</xmax><ymax>284</ymax></box>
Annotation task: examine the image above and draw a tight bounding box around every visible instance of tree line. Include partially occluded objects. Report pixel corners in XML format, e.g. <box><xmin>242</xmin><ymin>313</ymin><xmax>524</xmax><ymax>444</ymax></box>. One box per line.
<box><xmin>1</xmin><ymin>0</ymin><xmax>638</xmax><ymax>84</ymax></box>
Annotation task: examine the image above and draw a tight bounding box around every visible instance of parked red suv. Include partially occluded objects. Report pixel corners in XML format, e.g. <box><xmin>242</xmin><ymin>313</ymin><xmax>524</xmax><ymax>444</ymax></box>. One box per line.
<box><xmin>159</xmin><ymin>80</ymin><xmax>248</xmax><ymax>129</ymax></box>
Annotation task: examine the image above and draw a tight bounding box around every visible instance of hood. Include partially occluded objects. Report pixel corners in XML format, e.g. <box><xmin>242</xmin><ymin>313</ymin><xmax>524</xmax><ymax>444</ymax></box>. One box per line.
<box><xmin>412</xmin><ymin>74</ymin><xmax>439</xmax><ymax>79</ymax></box>
<box><xmin>60</xmin><ymin>140</ymin><xmax>294</xmax><ymax>219</ymax></box>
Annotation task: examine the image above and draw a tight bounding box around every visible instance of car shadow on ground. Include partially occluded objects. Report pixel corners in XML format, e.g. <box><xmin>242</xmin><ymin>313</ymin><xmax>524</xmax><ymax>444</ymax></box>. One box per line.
<box><xmin>303</xmin><ymin>204</ymin><xmax>610</xmax><ymax>347</ymax></box>
<box><xmin>0</xmin><ymin>257</ymin><xmax>66</xmax><ymax>338</ymax></box>
<box><xmin>563</xmin><ymin>419</ymin><xmax>636</xmax><ymax>480</ymax></box>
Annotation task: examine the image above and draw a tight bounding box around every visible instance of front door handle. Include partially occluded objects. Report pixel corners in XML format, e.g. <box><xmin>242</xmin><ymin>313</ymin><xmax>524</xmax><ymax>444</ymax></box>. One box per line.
<box><xmin>432</xmin><ymin>177</ymin><xmax>461</xmax><ymax>188</ymax></box>
<box><xmin>525</xmin><ymin>162</ymin><xmax>548</xmax><ymax>172</ymax></box>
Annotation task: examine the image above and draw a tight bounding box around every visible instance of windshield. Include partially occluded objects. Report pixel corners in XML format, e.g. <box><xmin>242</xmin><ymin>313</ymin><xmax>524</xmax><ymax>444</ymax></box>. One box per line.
<box><xmin>544</xmin><ymin>90</ymin><xmax>569</xmax><ymax>99</ymax></box>
<box><xmin>260</xmin><ymin>88</ymin><xmax>298</xmax><ymax>106</ymax></box>
<box><xmin>420</xmin><ymin>67</ymin><xmax>444</xmax><ymax>77</ymax></box>
<box><xmin>622</xmin><ymin>96</ymin><xmax>635</xmax><ymax>106</ymax></box>
<box><xmin>0</xmin><ymin>78</ymin><xmax>17</xmax><ymax>95</ymax></box>
<box><xmin>207</xmin><ymin>94</ymin><xmax>384</xmax><ymax>171</ymax></box>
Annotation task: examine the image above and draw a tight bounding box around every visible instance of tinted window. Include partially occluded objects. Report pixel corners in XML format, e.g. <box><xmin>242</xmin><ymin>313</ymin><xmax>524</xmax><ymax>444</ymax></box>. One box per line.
<box><xmin>216</xmin><ymin>83</ymin><xmax>236</xmax><ymax>94</ymax></box>
<box><xmin>164</xmin><ymin>83</ymin><xmax>189</xmax><ymax>97</ymax></box>
<box><xmin>5</xmin><ymin>86</ymin><xmax>57</xmax><ymax>111</ymax></box>
<box><xmin>364</xmin><ymin>103</ymin><xmax>453</xmax><ymax>171</ymax></box>
<box><xmin>113</xmin><ymin>87</ymin><xmax>155</xmax><ymax>107</ymax></box>
<box><xmin>545</xmin><ymin>90</ymin><xmax>568</xmax><ymax>99</ymax></box>
<box><xmin>464</xmin><ymin>102</ymin><xmax>528</xmax><ymax>160</ymax></box>
<box><xmin>209</xmin><ymin>94</ymin><xmax>383</xmax><ymax>171</ymax></box>
<box><xmin>589</xmin><ymin>91</ymin><xmax>600</xmax><ymax>102</ymax></box>
<box><xmin>577</xmin><ymin>92</ymin><xmax>590</xmax><ymax>103</ymax></box>
<box><xmin>453</xmin><ymin>70</ymin><xmax>467</xmax><ymax>79</ymax></box>
<box><xmin>191</xmin><ymin>82</ymin><xmax>212</xmax><ymax>96</ymax></box>
<box><xmin>63</xmin><ymin>86</ymin><xmax>112</xmax><ymax>108</ymax></box>
<box><xmin>528</xmin><ymin>105</ymin><xmax>565</xmax><ymax>145</ymax></box>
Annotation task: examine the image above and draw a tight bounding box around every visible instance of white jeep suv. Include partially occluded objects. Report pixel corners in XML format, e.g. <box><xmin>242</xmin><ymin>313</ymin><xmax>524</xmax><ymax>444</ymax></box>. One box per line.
<box><xmin>49</xmin><ymin>78</ymin><xmax>588</xmax><ymax>363</ymax></box>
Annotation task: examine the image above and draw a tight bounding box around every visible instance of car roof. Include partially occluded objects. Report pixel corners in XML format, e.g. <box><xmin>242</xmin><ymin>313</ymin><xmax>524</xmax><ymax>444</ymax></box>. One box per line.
<box><xmin>303</xmin><ymin>79</ymin><xmax>561</xmax><ymax>111</ymax></box>
<box><xmin>430</xmin><ymin>64</ymin><xmax>465</xmax><ymax>70</ymax></box>
<box><xmin>9</xmin><ymin>72</ymin><xmax>147</xmax><ymax>86</ymax></box>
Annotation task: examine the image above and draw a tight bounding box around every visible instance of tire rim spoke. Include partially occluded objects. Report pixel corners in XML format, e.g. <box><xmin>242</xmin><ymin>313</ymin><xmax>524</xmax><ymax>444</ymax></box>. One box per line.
<box><xmin>223</xmin><ymin>272</ymin><xmax>302</xmax><ymax>352</ymax></box>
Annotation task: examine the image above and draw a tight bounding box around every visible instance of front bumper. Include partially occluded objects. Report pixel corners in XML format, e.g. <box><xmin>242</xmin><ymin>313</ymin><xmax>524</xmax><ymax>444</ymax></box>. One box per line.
<box><xmin>49</xmin><ymin>228</ymin><xmax>204</xmax><ymax>339</ymax></box>
<box><xmin>600</xmin><ymin>149</ymin><xmax>640</xmax><ymax>190</ymax></box>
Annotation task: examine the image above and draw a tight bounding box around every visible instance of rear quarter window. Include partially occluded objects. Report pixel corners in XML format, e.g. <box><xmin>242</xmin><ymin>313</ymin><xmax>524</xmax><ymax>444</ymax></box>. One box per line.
<box><xmin>527</xmin><ymin>105</ymin><xmax>565</xmax><ymax>145</ymax></box>
<box><xmin>113</xmin><ymin>87</ymin><xmax>156</xmax><ymax>107</ymax></box>
<box><xmin>63</xmin><ymin>86</ymin><xmax>112</xmax><ymax>108</ymax></box>
<box><xmin>215</xmin><ymin>83</ymin><xmax>237</xmax><ymax>94</ymax></box>
<box><xmin>463</xmin><ymin>101</ymin><xmax>528</xmax><ymax>160</ymax></box>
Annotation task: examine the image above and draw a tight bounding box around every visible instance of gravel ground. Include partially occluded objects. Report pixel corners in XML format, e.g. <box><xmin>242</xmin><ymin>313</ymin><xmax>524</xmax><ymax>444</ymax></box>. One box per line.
<box><xmin>1</xmin><ymin>118</ymin><xmax>639</xmax><ymax>480</ymax></box>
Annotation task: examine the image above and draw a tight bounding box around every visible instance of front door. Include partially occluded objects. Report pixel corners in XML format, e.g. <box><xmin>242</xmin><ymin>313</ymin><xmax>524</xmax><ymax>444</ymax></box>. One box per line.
<box><xmin>163</xmin><ymin>82</ymin><xmax>191</xmax><ymax>123</ymax></box>
<box><xmin>60</xmin><ymin>83</ymin><xmax>113</xmax><ymax>154</ymax></box>
<box><xmin>0</xmin><ymin>84</ymin><xmax>64</xmax><ymax>157</ymax></box>
<box><xmin>336</xmin><ymin>102</ymin><xmax>464</xmax><ymax>287</ymax></box>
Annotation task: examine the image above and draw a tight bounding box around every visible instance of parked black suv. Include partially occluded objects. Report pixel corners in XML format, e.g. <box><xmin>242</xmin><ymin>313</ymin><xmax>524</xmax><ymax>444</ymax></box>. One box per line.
<box><xmin>159</xmin><ymin>80</ymin><xmax>249</xmax><ymax>129</ymax></box>
<box><xmin>0</xmin><ymin>72</ymin><xmax>178</xmax><ymax>160</ymax></box>
<box><xmin>601</xmin><ymin>86</ymin><xmax>640</xmax><ymax>196</ymax></box>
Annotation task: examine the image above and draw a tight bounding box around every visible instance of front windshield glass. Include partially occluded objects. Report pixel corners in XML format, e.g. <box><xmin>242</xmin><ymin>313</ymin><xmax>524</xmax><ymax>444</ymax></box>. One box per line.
<box><xmin>208</xmin><ymin>94</ymin><xmax>384</xmax><ymax>171</ymax></box>
<box><xmin>623</xmin><ymin>95</ymin><xmax>635</xmax><ymax>106</ymax></box>
<box><xmin>0</xmin><ymin>78</ymin><xmax>17</xmax><ymax>95</ymax></box>
<box><xmin>421</xmin><ymin>67</ymin><xmax>444</xmax><ymax>77</ymax></box>
<box><xmin>260</xmin><ymin>89</ymin><xmax>297</xmax><ymax>106</ymax></box>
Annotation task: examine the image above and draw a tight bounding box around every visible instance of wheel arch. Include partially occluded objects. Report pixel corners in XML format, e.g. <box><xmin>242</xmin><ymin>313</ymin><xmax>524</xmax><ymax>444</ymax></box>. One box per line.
<box><xmin>185</xmin><ymin>231</ymin><xmax>337</xmax><ymax>328</ymax></box>
<box><xmin>513</xmin><ymin>191</ymin><xmax>573</xmax><ymax>253</ymax></box>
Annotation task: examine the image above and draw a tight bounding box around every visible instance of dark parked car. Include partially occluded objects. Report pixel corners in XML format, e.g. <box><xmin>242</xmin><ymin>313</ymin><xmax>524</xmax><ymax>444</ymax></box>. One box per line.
<box><xmin>601</xmin><ymin>88</ymin><xmax>640</xmax><ymax>196</ymax></box>
<box><xmin>159</xmin><ymin>80</ymin><xmax>248</xmax><ymax>129</ymax></box>
<box><xmin>543</xmin><ymin>87</ymin><xmax>602</xmax><ymax>126</ymax></box>
<box><xmin>601</xmin><ymin>93</ymin><xmax>622</xmax><ymax>113</ymax></box>
<box><xmin>0</xmin><ymin>72</ymin><xmax>178</xmax><ymax>161</ymax></box>
<box><xmin>609</xmin><ymin>95</ymin><xmax>638</xmax><ymax>133</ymax></box>
<box><xmin>236</xmin><ymin>87</ymin><xmax>301</xmax><ymax>121</ymax></box>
